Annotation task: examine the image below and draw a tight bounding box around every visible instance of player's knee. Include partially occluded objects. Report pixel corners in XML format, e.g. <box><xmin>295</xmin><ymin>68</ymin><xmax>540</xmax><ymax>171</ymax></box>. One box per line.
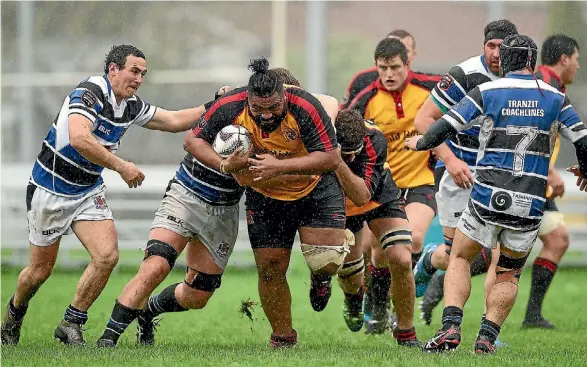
<box><xmin>94</xmin><ymin>249</ymin><xmax>119</xmax><ymax>270</ymax></box>
<box><xmin>27</xmin><ymin>262</ymin><xmax>54</xmax><ymax>284</ymax></box>
<box><xmin>545</xmin><ymin>227</ymin><xmax>570</xmax><ymax>253</ymax></box>
<box><xmin>183</xmin><ymin>270</ymin><xmax>222</xmax><ymax>305</ymax></box>
<box><xmin>495</xmin><ymin>252</ymin><xmax>530</xmax><ymax>286</ymax></box>
<box><xmin>301</xmin><ymin>242</ymin><xmax>349</xmax><ymax>276</ymax></box>
<box><xmin>143</xmin><ymin>239</ymin><xmax>179</xmax><ymax>271</ymax></box>
<box><xmin>257</xmin><ymin>258</ymin><xmax>288</xmax><ymax>282</ymax></box>
<box><xmin>411</xmin><ymin>231</ymin><xmax>425</xmax><ymax>249</ymax></box>
<box><xmin>386</xmin><ymin>246</ymin><xmax>412</xmax><ymax>274</ymax></box>
<box><xmin>337</xmin><ymin>255</ymin><xmax>365</xmax><ymax>280</ymax></box>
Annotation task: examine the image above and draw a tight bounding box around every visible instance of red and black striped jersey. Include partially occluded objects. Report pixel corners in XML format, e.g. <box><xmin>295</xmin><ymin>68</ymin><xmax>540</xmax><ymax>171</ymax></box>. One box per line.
<box><xmin>346</xmin><ymin>120</ymin><xmax>401</xmax><ymax>216</ymax></box>
<box><xmin>195</xmin><ymin>86</ymin><xmax>338</xmax><ymax>201</ymax></box>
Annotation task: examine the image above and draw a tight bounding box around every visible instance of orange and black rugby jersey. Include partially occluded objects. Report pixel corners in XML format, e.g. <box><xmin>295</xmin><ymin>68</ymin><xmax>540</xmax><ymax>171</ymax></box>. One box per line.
<box><xmin>346</xmin><ymin>120</ymin><xmax>402</xmax><ymax>216</ymax></box>
<box><xmin>348</xmin><ymin>71</ymin><xmax>438</xmax><ymax>188</ymax></box>
<box><xmin>341</xmin><ymin>67</ymin><xmax>441</xmax><ymax>109</ymax></box>
<box><xmin>195</xmin><ymin>86</ymin><xmax>338</xmax><ymax>201</ymax></box>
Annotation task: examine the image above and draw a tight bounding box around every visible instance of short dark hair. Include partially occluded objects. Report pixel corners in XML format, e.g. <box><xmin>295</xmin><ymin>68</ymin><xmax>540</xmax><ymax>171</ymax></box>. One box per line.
<box><xmin>541</xmin><ymin>34</ymin><xmax>580</xmax><ymax>66</ymax></box>
<box><xmin>104</xmin><ymin>45</ymin><xmax>146</xmax><ymax>74</ymax></box>
<box><xmin>484</xmin><ymin>19</ymin><xmax>518</xmax><ymax>44</ymax></box>
<box><xmin>336</xmin><ymin>109</ymin><xmax>366</xmax><ymax>153</ymax></box>
<box><xmin>270</xmin><ymin>67</ymin><xmax>301</xmax><ymax>87</ymax></box>
<box><xmin>374</xmin><ymin>38</ymin><xmax>408</xmax><ymax>65</ymax></box>
<box><xmin>247</xmin><ymin>57</ymin><xmax>283</xmax><ymax>98</ymax></box>
<box><xmin>386</xmin><ymin>29</ymin><xmax>415</xmax><ymax>49</ymax></box>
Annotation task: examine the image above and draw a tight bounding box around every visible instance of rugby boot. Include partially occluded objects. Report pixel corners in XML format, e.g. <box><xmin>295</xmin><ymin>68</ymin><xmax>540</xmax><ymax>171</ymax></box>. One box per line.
<box><xmin>136</xmin><ymin>310</ymin><xmax>159</xmax><ymax>346</ymax></box>
<box><xmin>474</xmin><ymin>335</ymin><xmax>497</xmax><ymax>355</ymax></box>
<box><xmin>419</xmin><ymin>270</ymin><xmax>445</xmax><ymax>325</ymax></box>
<box><xmin>54</xmin><ymin>320</ymin><xmax>85</xmax><ymax>346</ymax></box>
<box><xmin>414</xmin><ymin>243</ymin><xmax>439</xmax><ymax>297</ymax></box>
<box><xmin>342</xmin><ymin>291</ymin><xmax>364</xmax><ymax>332</ymax></box>
<box><xmin>522</xmin><ymin>316</ymin><xmax>555</xmax><ymax>329</ymax></box>
<box><xmin>422</xmin><ymin>325</ymin><xmax>461</xmax><ymax>353</ymax></box>
<box><xmin>96</xmin><ymin>339</ymin><xmax>117</xmax><ymax>348</ymax></box>
<box><xmin>269</xmin><ymin>329</ymin><xmax>297</xmax><ymax>349</ymax></box>
<box><xmin>309</xmin><ymin>274</ymin><xmax>332</xmax><ymax>312</ymax></box>
<box><xmin>393</xmin><ymin>327</ymin><xmax>423</xmax><ymax>348</ymax></box>
<box><xmin>1</xmin><ymin>305</ymin><xmax>24</xmax><ymax>345</ymax></box>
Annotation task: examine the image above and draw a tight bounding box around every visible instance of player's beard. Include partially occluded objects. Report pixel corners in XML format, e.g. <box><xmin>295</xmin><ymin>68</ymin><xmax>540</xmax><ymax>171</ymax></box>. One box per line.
<box><xmin>253</xmin><ymin>111</ymin><xmax>287</xmax><ymax>133</ymax></box>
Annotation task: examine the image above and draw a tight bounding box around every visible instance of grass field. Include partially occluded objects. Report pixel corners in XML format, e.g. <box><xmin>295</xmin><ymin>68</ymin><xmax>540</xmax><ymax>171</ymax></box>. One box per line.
<box><xmin>2</xmin><ymin>253</ymin><xmax>586</xmax><ymax>366</ymax></box>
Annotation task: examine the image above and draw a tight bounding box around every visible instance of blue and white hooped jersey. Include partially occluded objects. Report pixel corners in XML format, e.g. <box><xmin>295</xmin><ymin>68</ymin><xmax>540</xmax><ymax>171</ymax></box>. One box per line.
<box><xmin>431</xmin><ymin>55</ymin><xmax>498</xmax><ymax>168</ymax></box>
<box><xmin>30</xmin><ymin>75</ymin><xmax>157</xmax><ymax>196</ymax></box>
<box><xmin>442</xmin><ymin>74</ymin><xmax>587</xmax><ymax>230</ymax></box>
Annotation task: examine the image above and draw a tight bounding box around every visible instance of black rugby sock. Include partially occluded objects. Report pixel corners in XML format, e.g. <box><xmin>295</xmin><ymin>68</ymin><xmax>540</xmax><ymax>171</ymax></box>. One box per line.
<box><xmin>99</xmin><ymin>300</ymin><xmax>141</xmax><ymax>343</ymax></box>
<box><xmin>525</xmin><ymin>257</ymin><xmax>557</xmax><ymax>320</ymax></box>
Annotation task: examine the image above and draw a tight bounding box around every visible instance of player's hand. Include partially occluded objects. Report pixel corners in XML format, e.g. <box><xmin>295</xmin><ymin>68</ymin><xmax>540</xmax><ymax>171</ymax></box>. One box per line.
<box><xmin>248</xmin><ymin>154</ymin><xmax>284</xmax><ymax>181</ymax></box>
<box><xmin>404</xmin><ymin>135</ymin><xmax>423</xmax><ymax>151</ymax></box>
<box><xmin>445</xmin><ymin>156</ymin><xmax>474</xmax><ymax>189</ymax></box>
<box><xmin>116</xmin><ymin>161</ymin><xmax>145</xmax><ymax>188</ymax></box>
<box><xmin>223</xmin><ymin>147</ymin><xmax>251</xmax><ymax>173</ymax></box>
<box><xmin>547</xmin><ymin>169</ymin><xmax>565</xmax><ymax>198</ymax></box>
<box><xmin>568</xmin><ymin>165</ymin><xmax>587</xmax><ymax>191</ymax></box>
<box><xmin>215</xmin><ymin>85</ymin><xmax>232</xmax><ymax>100</ymax></box>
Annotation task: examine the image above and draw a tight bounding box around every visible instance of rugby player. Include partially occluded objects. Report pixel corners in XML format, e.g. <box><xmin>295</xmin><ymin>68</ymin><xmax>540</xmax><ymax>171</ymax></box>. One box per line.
<box><xmin>191</xmin><ymin>58</ymin><xmax>345</xmax><ymax>348</ymax></box>
<box><xmin>522</xmin><ymin>34</ymin><xmax>580</xmax><ymax>329</ymax></box>
<box><xmin>95</xmin><ymin>87</ymin><xmax>235</xmax><ymax>347</ymax></box>
<box><xmin>406</xmin><ymin>34</ymin><xmax>587</xmax><ymax>353</ymax></box>
<box><xmin>412</xmin><ymin>20</ymin><xmax>518</xmax><ymax>322</ymax></box>
<box><xmin>421</xmin><ymin>34</ymin><xmax>582</xmax><ymax>329</ymax></box>
<box><xmin>1</xmin><ymin>45</ymin><xmax>210</xmax><ymax>346</ymax></box>
<box><xmin>333</xmin><ymin>109</ymin><xmax>421</xmax><ymax>346</ymax></box>
<box><xmin>348</xmin><ymin>38</ymin><xmax>440</xmax><ymax>333</ymax></box>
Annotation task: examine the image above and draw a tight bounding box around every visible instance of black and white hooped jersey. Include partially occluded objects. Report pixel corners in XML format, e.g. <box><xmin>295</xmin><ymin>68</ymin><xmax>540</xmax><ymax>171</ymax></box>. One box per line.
<box><xmin>174</xmin><ymin>97</ymin><xmax>244</xmax><ymax>207</ymax></box>
<box><xmin>30</xmin><ymin>75</ymin><xmax>157</xmax><ymax>196</ymax></box>
<box><xmin>431</xmin><ymin>55</ymin><xmax>498</xmax><ymax>168</ymax></box>
<box><xmin>442</xmin><ymin>73</ymin><xmax>587</xmax><ymax>230</ymax></box>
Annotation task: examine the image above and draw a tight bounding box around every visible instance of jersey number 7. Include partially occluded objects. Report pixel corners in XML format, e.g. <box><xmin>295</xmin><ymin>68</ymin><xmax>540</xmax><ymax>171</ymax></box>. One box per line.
<box><xmin>506</xmin><ymin>126</ymin><xmax>539</xmax><ymax>176</ymax></box>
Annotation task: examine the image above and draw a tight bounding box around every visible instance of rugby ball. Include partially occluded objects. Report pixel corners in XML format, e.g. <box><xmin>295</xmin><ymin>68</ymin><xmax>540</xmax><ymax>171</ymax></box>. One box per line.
<box><xmin>212</xmin><ymin>125</ymin><xmax>253</xmax><ymax>157</ymax></box>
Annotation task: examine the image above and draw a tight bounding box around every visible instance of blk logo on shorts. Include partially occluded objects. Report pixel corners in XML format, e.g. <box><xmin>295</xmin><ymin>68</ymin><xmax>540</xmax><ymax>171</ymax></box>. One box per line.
<box><xmin>216</xmin><ymin>242</ymin><xmax>231</xmax><ymax>258</ymax></box>
<box><xmin>93</xmin><ymin>195</ymin><xmax>108</xmax><ymax>210</ymax></box>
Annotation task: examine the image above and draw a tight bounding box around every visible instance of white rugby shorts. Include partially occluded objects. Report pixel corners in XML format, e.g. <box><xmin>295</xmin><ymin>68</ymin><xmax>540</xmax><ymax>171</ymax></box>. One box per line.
<box><xmin>27</xmin><ymin>184</ymin><xmax>113</xmax><ymax>247</ymax></box>
<box><xmin>150</xmin><ymin>181</ymin><xmax>239</xmax><ymax>270</ymax></box>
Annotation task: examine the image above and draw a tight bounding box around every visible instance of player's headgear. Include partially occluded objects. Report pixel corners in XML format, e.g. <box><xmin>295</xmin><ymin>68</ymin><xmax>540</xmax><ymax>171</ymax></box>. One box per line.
<box><xmin>336</xmin><ymin>109</ymin><xmax>366</xmax><ymax>155</ymax></box>
<box><xmin>499</xmin><ymin>34</ymin><xmax>538</xmax><ymax>75</ymax></box>
<box><xmin>484</xmin><ymin>19</ymin><xmax>518</xmax><ymax>44</ymax></box>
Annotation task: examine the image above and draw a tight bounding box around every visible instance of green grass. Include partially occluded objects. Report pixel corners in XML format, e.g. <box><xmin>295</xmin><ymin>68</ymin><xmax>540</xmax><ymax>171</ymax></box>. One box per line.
<box><xmin>2</xmin><ymin>254</ymin><xmax>586</xmax><ymax>366</ymax></box>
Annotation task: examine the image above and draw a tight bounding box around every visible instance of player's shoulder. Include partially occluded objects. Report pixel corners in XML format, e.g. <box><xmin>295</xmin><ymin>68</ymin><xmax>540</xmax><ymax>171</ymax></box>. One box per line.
<box><xmin>455</xmin><ymin>55</ymin><xmax>490</xmax><ymax>76</ymax></box>
<box><xmin>285</xmin><ymin>86</ymin><xmax>324</xmax><ymax>109</ymax></box>
<box><xmin>205</xmin><ymin>86</ymin><xmax>248</xmax><ymax>118</ymax></box>
<box><xmin>535</xmin><ymin>65</ymin><xmax>565</xmax><ymax>92</ymax></box>
<box><xmin>410</xmin><ymin>71</ymin><xmax>442</xmax><ymax>91</ymax></box>
<box><xmin>75</xmin><ymin>76</ymin><xmax>109</xmax><ymax>99</ymax></box>
<box><xmin>364</xmin><ymin>121</ymin><xmax>386</xmax><ymax>145</ymax></box>
<box><xmin>350</xmin><ymin>67</ymin><xmax>379</xmax><ymax>86</ymax></box>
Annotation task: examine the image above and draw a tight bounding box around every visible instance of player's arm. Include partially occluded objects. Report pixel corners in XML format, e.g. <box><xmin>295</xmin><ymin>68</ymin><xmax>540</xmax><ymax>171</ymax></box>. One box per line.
<box><xmin>232</xmin><ymin>170</ymin><xmax>311</xmax><ymax>188</ymax></box>
<box><xmin>68</xmin><ymin>86</ymin><xmax>143</xmax><ymax>187</ymax></box>
<box><xmin>141</xmin><ymin>86</ymin><xmax>232</xmax><ymax>133</ymax></box>
<box><xmin>415</xmin><ymin>68</ymin><xmax>474</xmax><ymax>187</ymax></box>
<box><xmin>141</xmin><ymin>105</ymin><xmax>207</xmax><ymax>133</ymax></box>
<box><xmin>336</xmin><ymin>133</ymin><xmax>384</xmax><ymax>206</ymax></box>
<box><xmin>248</xmin><ymin>92</ymin><xmax>341</xmax><ymax>179</ymax></box>
<box><xmin>410</xmin><ymin>87</ymin><xmax>483</xmax><ymax>151</ymax></box>
<box><xmin>313</xmin><ymin>94</ymin><xmax>339</xmax><ymax>123</ymax></box>
<box><xmin>186</xmin><ymin>105</ymin><xmax>249</xmax><ymax>174</ymax></box>
<box><xmin>558</xmin><ymin>97</ymin><xmax>587</xmax><ymax>183</ymax></box>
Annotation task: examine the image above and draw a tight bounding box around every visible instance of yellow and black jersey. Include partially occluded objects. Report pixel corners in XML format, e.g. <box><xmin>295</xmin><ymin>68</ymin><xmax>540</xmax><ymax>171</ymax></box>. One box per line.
<box><xmin>195</xmin><ymin>86</ymin><xmax>338</xmax><ymax>201</ymax></box>
<box><xmin>346</xmin><ymin>121</ymin><xmax>401</xmax><ymax>216</ymax></box>
<box><xmin>341</xmin><ymin>67</ymin><xmax>441</xmax><ymax>110</ymax></box>
<box><xmin>349</xmin><ymin>71</ymin><xmax>438</xmax><ymax>189</ymax></box>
